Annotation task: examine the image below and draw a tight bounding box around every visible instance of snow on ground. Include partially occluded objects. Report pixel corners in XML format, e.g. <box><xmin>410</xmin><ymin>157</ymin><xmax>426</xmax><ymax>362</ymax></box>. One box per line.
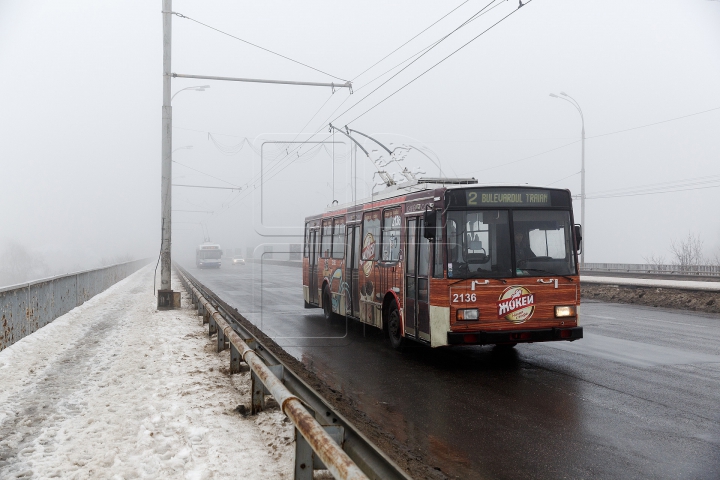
<box><xmin>581</xmin><ymin>275</ymin><xmax>720</xmax><ymax>291</ymax></box>
<box><xmin>0</xmin><ymin>265</ymin><xmax>295</xmax><ymax>479</ymax></box>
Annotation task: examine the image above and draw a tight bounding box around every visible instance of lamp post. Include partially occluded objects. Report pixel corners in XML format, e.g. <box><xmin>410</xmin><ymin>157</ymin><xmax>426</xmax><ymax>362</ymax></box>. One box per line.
<box><xmin>171</xmin><ymin>85</ymin><xmax>210</xmax><ymax>102</ymax></box>
<box><xmin>550</xmin><ymin>91</ymin><xmax>585</xmax><ymax>266</ymax></box>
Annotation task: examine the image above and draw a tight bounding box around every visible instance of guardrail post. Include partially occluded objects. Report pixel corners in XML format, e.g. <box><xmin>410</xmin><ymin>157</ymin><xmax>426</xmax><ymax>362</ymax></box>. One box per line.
<box><xmin>230</xmin><ymin>343</ymin><xmax>241</xmax><ymax>373</ymax></box>
<box><xmin>251</xmin><ymin>371</ymin><xmax>265</xmax><ymax>414</ymax></box>
<box><xmin>295</xmin><ymin>429</ymin><xmax>314</xmax><ymax>480</ymax></box>
<box><xmin>209</xmin><ymin>317</ymin><xmax>217</xmax><ymax>336</ymax></box>
<box><xmin>294</xmin><ymin>425</ymin><xmax>346</xmax><ymax>479</ymax></box>
<box><xmin>202</xmin><ymin>309</ymin><xmax>209</xmax><ymax>324</ymax></box>
<box><xmin>217</xmin><ymin>328</ymin><xmax>228</xmax><ymax>352</ymax></box>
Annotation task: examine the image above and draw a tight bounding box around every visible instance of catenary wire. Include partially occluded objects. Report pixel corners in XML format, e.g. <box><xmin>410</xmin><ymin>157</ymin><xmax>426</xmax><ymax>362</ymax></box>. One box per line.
<box><xmin>588</xmin><ymin>106</ymin><xmax>720</xmax><ymax>139</ymax></box>
<box><xmin>171</xmin><ymin>12</ymin><xmax>348</xmax><ymax>82</ymax></box>
<box><xmin>329</xmin><ymin>0</ymin><xmax>502</xmax><ymax>123</ymax></box>
<box><xmin>351</xmin><ymin>0</ymin><xmax>473</xmax><ymax>81</ymax></box>
<box><xmin>339</xmin><ymin>0</ymin><xmax>531</xmax><ymax>127</ymax></box>
<box><xmin>351</xmin><ymin>0</ymin><xmax>503</xmax><ymax>95</ymax></box>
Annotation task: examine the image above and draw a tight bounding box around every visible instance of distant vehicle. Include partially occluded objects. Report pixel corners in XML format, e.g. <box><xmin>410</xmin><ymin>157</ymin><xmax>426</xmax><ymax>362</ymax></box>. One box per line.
<box><xmin>196</xmin><ymin>243</ymin><xmax>222</xmax><ymax>268</ymax></box>
<box><xmin>232</xmin><ymin>256</ymin><xmax>245</xmax><ymax>265</ymax></box>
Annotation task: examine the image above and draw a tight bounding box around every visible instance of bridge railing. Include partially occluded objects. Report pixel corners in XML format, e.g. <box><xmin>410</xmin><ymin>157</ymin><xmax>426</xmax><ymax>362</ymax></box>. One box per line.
<box><xmin>581</xmin><ymin>263</ymin><xmax>720</xmax><ymax>277</ymax></box>
<box><xmin>0</xmin><ymin>259</ymin><xmax>150</xmax><ymax>351</ymax></box>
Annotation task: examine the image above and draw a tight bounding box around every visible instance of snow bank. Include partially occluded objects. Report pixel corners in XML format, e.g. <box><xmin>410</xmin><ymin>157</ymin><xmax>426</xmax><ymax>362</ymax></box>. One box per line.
<box><xmin>0</xmin><ymin>266</ymin><xmax>294</xmax><ymax>479</ymax></box>
<box><xmin>581</xmin><ymin>275</ymin><xmax>720</xmax><ymax>292</ymax></box>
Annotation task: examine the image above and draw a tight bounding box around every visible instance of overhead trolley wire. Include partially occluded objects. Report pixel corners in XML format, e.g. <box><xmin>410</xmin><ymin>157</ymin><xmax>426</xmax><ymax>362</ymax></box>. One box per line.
<box><xmin>586</xmin><ymin>174</ymin><xmax>720</xmax><ymax>199</ymax></box>
<box><xmin>173</xmin><ymin>160</ymin><xmax>243</xmax><ymax>188</ymax></box>
<box><xmin>175</xmin><ymin>2</ymin><xmax>503</xmax><ymax>198</ymax></box>
<box><xmin>330</xmin><ymin>0</ymin><xmax>504</xmax><ymax>124</ymax></box>
<box><xmin>588</xmin><ymin>106</ymin><xmax>720</xmax><ymax>139</ymax></box>
<box><xmin>215</xmin><ymin>0</ymin><xmax>522</xmax><ymax>210</ymax></box>
<box><xmin>171</xmin><ymin>11</ymin><xmax>349</xmax><ymax>82</ymax></box>
<box><xmin>338</xmin><ymin>0</ymin><xmax>533</xmax><ymax>127</ymax></box>
<box><xmin>174</xmin><ymin>1</ymin><xmax>529</xmax><ymax>216</ymax></box>
<box><xmin>242</xmin><ymin>1</ymin><xmax>508</xmax><ymax>194</ymax></box>
<box><xmin>351</xmin><ymin>0</ymin><xmax>473</xmax><ymax>81</ymax></box>
<box><xmin>351</xmin><ymin>0</ymin><xmax>503</xmax><ymax>95</ymax></box>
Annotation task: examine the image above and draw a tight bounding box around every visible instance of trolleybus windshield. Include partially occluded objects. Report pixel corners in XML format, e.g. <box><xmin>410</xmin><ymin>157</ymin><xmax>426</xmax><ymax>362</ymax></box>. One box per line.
<box><xmin>446</xmin><ymin>209</ymin><xmax>576</xmax><ymax>278</ymax></box>
<box><xmin>513</xmin><ymin>210</ymin><xmax>576</xmax><ymax>277</ymax></box>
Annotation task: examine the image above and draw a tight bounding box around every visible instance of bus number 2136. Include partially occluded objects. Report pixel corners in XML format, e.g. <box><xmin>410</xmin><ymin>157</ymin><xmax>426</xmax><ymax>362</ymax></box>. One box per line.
<box><xmin>452</xmin><ymin>293</ymin><xmax>477</xmax><ymax>303</ymax></box>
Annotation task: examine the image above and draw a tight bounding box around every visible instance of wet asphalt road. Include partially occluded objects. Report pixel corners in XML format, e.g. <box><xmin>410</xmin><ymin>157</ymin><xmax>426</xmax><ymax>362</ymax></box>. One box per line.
<box><xmin>185</xmin><ymin>262</ymin><xmax>720</xmax><ymax>479</ymax></box>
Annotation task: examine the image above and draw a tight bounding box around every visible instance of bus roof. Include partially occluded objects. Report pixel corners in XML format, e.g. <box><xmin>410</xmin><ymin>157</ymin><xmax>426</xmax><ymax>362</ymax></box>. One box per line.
<box><xmin>319</xmin><ymin>178</ymin><xmax>571</xmax><ymax>215</ymax></box>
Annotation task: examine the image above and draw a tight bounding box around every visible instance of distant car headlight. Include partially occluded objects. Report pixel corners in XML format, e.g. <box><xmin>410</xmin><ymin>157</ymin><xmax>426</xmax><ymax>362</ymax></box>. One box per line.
<box><xmin>457</xmin><ymin>308</ymin><xmax>479</xmax><ymax>321</ymax></box>
<box><xmin>554</xmin><ymin>305</ymin><xmax>577</xmax><ymax>318</ymax></box>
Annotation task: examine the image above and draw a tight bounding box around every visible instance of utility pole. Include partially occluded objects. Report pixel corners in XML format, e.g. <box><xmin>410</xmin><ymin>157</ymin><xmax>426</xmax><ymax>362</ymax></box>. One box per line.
<box><xmin>159</xmin><ymin>0</ymin><xmax>175</xmax><ymax>308</ymax></box>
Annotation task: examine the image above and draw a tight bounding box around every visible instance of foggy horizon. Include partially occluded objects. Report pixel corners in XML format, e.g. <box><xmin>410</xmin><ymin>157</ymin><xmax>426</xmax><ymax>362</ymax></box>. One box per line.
<box><xmin>2</xmin><ymin>0</ymin><xmax>719</xmax><ymax>286</ymax></box>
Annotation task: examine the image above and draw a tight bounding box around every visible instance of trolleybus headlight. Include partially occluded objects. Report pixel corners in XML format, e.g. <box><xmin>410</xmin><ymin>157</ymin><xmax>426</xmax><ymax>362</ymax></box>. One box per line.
<box><xmin>554</xmin><ymin>305</ymin><xmax>577</xmax><ymax>318</ymax></box>
<box><xmin>457</xmin><ymin>309</ymin><xmax>479</xmax><ymax>321</ymax></box>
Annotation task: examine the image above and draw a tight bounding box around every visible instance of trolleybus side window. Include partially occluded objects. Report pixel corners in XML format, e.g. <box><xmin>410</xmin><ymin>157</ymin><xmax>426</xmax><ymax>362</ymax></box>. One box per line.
<box><xmin>433</xmin><ymin>211</ymin><xmax>443</xmax><ymax>278</ymax></box>
<box><xmin>446</xmin><ymin>210</ymin><xmax>511</xmax><ymax>278</ymax></box>
<box><xmin>332</xmin><ymin>218</ymin><xmax>345</xmax><ymax>259</ymax></box>
<box><xmin>321</xmin><ymin>220</ymin><xmax>332</xmax><ymax>258</ymax></box>
<box><xmin>303</xmin><ymin>222</ymin><xmax>309</xmax><ymax>258</ymax></box>
<box><xmin>361</xmin><ymin>211</ymin><xmax>380</xmax><ymax>262</ymax></box>
<box><xmin>381</xmin><ymin>208</ymin><xmax>401</xmax><ymax>262</ymax></box>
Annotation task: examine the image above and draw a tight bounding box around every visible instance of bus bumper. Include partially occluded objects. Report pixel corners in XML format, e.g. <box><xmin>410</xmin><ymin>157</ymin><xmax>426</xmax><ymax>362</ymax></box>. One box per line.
<box><xmin>447</xmin><ymin>326</ymin><xmax>583</xmax><ymax>345</ymax></box>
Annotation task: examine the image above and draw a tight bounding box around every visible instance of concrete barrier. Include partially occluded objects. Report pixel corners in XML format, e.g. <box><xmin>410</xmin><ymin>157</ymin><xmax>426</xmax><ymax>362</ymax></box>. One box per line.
<box><xmin>1</xmin><ymin>259</ymin><xmax>150</xmax><ymax>351</ymax></box>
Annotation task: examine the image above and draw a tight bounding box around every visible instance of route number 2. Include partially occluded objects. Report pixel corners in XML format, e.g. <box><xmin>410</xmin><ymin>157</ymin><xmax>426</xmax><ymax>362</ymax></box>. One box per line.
<box><xmin>452</xmin><ymin>293</ymin><xmax>477</xmax><ymax>303</ymax></box>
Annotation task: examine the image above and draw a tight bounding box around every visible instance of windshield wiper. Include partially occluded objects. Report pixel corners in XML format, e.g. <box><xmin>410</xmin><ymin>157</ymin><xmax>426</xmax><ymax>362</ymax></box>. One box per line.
<box><xmin>518</xmin><ymin>268</ymin><xmax>574</xmax><ymax>282</ymax></box>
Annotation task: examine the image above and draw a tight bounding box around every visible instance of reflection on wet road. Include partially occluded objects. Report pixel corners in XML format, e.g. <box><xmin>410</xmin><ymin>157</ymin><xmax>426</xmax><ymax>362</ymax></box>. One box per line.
<box><xmin>187</xmin><ymin>263</ymin><xmax>720</xmax><ymax>479</ymax></box>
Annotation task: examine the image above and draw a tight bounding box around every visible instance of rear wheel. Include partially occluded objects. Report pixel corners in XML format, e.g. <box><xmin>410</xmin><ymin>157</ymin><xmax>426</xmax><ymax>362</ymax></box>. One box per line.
<box><xmin>387</xmin><ymin>302</ymin><xmax>404</xmax><ymax>350</ymax></box>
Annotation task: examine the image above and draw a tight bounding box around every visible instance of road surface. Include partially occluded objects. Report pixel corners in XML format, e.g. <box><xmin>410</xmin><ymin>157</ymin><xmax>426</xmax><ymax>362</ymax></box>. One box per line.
<box><xmin>187</xmin><ymin>262</ymin><xmax>720</xmax><ymax>479</ymax></box>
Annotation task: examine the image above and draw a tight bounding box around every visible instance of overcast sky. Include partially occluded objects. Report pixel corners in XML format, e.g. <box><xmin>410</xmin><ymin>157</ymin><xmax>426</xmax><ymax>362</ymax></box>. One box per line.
<box><xmin>1</xmin><ymin>0</ymin><xmax>719</xmax><ymax>272</ymax></box>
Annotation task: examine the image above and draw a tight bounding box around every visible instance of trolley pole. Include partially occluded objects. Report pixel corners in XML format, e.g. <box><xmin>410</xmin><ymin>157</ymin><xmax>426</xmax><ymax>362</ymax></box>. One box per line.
<box><xmin>159</xmin><ymin>0</ymin><xmax>175</xmax><ymax>308</ymax></box>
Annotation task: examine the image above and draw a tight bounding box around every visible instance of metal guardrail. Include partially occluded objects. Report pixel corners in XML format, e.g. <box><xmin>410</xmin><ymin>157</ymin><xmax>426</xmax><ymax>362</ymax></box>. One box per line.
<box><xmin>0</xmin><ymin>259</ymin><xmax>150</xmax><ymax>351</ymax></box>
<box><xmin>581</xmin><ymin>263</ymin><xmax>720</xmax><ymax>277</ymax></box>
<box><xmin>175</xmin><ymin>265</ymin><xmax>411</xmax><ymax>480</ymax></box>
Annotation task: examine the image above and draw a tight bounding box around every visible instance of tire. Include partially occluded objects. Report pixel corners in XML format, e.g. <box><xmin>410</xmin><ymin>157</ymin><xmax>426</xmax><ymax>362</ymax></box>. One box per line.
<box><xmin>322</xmin><ymin>286</ymin><xmax>333</xmax><ymax>321</ymax></box>
<box><xmin>387</xmin><ymin>302</ymin><xmax>404</xmax><ymax>350</ymax></box>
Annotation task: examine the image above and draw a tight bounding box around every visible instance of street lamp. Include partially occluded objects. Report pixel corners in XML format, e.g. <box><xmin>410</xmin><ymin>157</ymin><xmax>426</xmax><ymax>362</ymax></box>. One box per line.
<box><xmin>171</xmin><ymin>85</ymin><xmax>210</xmax><ymax>102</ymax></box>
<box><xmin>550</xmin><ymin>91</ymin><xmax>585</xmax><ymax>266</ymax></box>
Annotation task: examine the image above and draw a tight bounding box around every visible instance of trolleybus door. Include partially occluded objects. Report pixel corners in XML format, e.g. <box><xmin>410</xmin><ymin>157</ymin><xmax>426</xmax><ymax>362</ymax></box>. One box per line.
<box><xmin>309</xmin><ymin>229</ymin><xmax>319</xmax><ymax>304</ymax></box>
<box><xmin>405</xmin><ymin>218</ymin><xmax>431</xmax><ymax>341</ymax></box>
<box><xmin>346</xmin><ymin>225</ymin><xmax>361</xmax><ymax>317</ymax></box>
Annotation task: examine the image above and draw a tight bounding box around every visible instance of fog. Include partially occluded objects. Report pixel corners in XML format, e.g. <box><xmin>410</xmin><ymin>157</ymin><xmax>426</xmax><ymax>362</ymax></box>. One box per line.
<box><xmin>2</xmin><ymin>0</ymin><xmax>719</xmax><ymax>286</ymax></box>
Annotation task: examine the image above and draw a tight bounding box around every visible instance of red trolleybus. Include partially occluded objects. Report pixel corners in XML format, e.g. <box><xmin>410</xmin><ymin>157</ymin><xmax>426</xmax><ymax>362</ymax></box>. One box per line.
<box><xmin>303</xmin><ymin>179</ymin><xmax>583</xmax><ymax>349</ymax></box>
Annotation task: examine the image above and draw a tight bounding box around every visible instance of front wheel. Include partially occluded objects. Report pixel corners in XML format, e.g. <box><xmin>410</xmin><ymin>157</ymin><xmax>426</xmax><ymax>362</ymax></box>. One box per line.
<box><xmin>387</xmin><ymin>302</ymin><xmax>404</xmax><ymax>350</ymax></box>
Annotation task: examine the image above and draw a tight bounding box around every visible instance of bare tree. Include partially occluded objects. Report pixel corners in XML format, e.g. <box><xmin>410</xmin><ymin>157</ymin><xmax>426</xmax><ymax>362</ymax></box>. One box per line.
<box><xmin>642</xmin><ymin>253</ymin><xmax>666</xmax><ymax>271</ymax></box>
<box><xmin>669</xmin><ymin>232</ymin><xmax>705</xmax><ymax>271</ymax></box>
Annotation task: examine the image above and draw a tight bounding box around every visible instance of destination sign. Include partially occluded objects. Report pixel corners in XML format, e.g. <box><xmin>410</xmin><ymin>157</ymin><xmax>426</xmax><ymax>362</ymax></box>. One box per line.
<box><xmin>466</xmin><ymin>189</ymin><xmax>551</xmax><ymax>206</ymax></box>
<box><xmin>445</xmin><ymin>188</ymin><xmax>571</xmax><ymax>208</ymax></box>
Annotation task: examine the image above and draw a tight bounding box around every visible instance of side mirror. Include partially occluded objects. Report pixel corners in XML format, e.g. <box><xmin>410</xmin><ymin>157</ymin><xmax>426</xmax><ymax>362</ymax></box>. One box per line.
<box><xmin>423</xmin><ymin>210</ymin><xmax>437</xmax><ymax>239</ymax></box>
<box><xmin>574</xmin><ymin>224</ymin><xmax>582</xmax><ymax>254</ymax></box>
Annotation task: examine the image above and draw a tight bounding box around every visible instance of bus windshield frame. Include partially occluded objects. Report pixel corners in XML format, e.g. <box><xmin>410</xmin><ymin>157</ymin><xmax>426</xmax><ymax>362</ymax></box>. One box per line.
<box><xmin>446</xmin><ymin>208</ymin><xmax>577</xmax><ymax>279</ymax></box>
